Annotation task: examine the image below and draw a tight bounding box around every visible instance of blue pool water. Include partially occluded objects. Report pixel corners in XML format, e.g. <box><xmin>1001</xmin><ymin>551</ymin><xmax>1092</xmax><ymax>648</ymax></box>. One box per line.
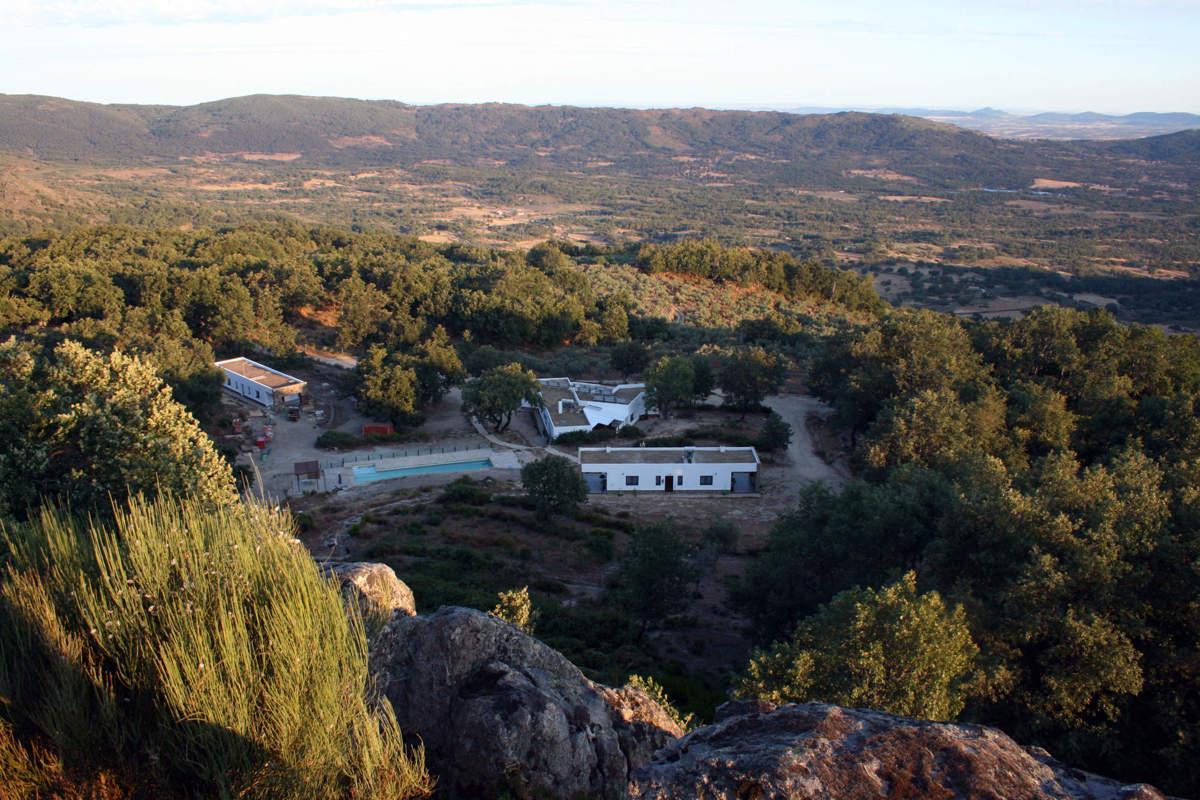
<box><xmin>352</xmin><ymin>458</ymin><xmax>493</xmax><ymax>483</ymax></box>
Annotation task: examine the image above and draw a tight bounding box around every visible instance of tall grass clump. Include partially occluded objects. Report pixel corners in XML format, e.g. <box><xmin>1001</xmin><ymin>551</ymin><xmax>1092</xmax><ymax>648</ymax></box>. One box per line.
<box><xmin>0</xmin><ymin>495</ymin><xmax>432</xmax><ymax>800</ymax></box>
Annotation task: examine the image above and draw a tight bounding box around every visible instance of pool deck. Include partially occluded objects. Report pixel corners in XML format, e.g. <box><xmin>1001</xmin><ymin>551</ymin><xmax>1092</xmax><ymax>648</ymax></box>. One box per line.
<box><xmin>327</xmin><ymin>447</ymin><xmax>520</xmax><ymax>489</ymax></box>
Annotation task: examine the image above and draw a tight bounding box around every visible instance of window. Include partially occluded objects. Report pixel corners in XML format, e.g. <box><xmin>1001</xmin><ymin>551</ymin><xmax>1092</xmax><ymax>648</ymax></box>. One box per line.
<box><xmin>625</xmin><ymin>475</ymin><xmax>639</xmax><ymax>487</ymax></box>
<box><xmin>700</xmin><ymin>475</ymin><xmax>714</xmax><ymax>486</ymax></box>
<box><xmin>255</xmin><ymin>389</ymin><xmax>261</xmax><ymax>399</ymax></box>
<box><xmin>655</xmin><ymin>475</ymin><xmax>662</xmax><ymax>486</ymax></box>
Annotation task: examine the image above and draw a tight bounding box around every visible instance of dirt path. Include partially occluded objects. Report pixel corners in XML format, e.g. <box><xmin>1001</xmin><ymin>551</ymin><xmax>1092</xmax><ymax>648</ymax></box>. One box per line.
<box><xmin>763</xmin><ymin>393</ymin><xmax>849</xmax><ymax>489</ymax></box>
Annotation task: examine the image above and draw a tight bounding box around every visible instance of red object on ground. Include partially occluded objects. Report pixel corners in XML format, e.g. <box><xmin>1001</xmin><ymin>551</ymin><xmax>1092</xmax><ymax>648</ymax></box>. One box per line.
<box><xmin>255</xmin><ymin>437</ymin><xmax>267</xmax><ymax>449</ymax></box>
<box><xmin>363</xmin><ymin>422</ymin><xmax>395</xmax><ymax>436</ymax></box>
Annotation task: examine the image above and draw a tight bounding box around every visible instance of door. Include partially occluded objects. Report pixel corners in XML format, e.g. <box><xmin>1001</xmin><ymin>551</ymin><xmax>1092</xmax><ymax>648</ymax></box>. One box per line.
<box><xmin>665</xmin><ymin>475</ymin><xmax>674</xmax><ymax>492</ymax></box>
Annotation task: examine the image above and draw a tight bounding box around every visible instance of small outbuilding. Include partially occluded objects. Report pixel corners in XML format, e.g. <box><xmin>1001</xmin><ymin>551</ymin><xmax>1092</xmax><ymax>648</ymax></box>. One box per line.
<box><xmin>216</xmin><ymin>357</ymin><xmax>306</xmax><ymax>410</ymax></box>
<box><xmin>579</xmin><ymin>446</ymin><xmax>758</xmax><ymax>494</ymax></box>
<box><xmin>293</xmin><ymin>460</ymin><xmax>321</xmax><ymax>493</ymax></box>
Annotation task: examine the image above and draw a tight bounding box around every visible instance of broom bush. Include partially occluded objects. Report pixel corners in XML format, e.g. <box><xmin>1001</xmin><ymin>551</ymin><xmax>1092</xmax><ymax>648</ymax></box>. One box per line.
<box><xmin>0</xmin><ymin>495</ymin><xmax>431</xmax><ymax>799</ymax></box>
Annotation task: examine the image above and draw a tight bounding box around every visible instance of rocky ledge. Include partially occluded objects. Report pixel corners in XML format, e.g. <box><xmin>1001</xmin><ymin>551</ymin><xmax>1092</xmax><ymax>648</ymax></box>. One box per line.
<box><xmin>372</xmin><ymin>606</ymin><xmax>683</xmax><ymax>799</ymax></box>
<box><xmin>324</xmin><ymin>560</ymin><xmax>417</xmax><ymax>619</ymax></box>
<box><xmin>348</xmin><ymin>567</ymin><xmax>1170</xmax><ymax>800</ymax></box>
<box><xmin>630</xmin><ymin>700</ymin><xmax>1168</xmax><ymax>800</ymax></box>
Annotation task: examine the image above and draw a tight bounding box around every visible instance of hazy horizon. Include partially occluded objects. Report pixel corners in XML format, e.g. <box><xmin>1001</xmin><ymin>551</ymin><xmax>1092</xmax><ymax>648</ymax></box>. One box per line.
<box><xmin>4</xmin><ymin>1</ymin><xmax>1199</xmax><ymax>115</ymax></box>
<box><xmin>7</xmin><ymin>91</ymin><xmax>1199</xmax><ymax>119</ymax></box>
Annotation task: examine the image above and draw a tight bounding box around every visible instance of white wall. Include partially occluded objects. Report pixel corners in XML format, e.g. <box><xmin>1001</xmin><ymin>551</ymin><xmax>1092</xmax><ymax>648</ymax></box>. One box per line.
<box><xmin>581</xmin><ymin>461</ymin><xmax>755</xmax><ymax>492</ymax></box>
<box><xmin>222</xmin><ymin>371</ymin><xmax>274</xmax><ymax>407</ymax></box>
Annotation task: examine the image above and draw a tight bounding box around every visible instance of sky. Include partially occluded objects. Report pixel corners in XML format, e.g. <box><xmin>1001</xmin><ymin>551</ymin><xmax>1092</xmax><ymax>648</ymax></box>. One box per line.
<box><xmin>3</xmin><ymin>0</ymin><xmax>1199</xmax><ymax>113</ymax></box>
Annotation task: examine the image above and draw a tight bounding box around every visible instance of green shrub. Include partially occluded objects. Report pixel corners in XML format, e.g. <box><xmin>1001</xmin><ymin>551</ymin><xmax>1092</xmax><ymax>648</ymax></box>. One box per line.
<box><xmin>625</xmin><ymin>675</ymin><xmax>694</xmax><ymax>731</ymax></box>
<box><xmin>0</xmin><ymin>496</ymin><xmax>432</xmax><ymax>800</ymax></box>
<box><xmin>436</xmin><ymin>477</ymin><xmax>492</xmax><ymax>506</ymax></box>
<box><xmin>734</xmin><ymin>572</ymin><xmax>977</xmax><ymax>721</ymax></box>
<box><xmin>585</xmin><ymin>535</ymin><xmax>615</xmax><ymax>563</ymax></box>
<box><xmin>315</xmin><ymin>430</ymin><xmax>360</xmax><ymax>450</ymax></box>
<box><xmin>491</xmin><ymin>586</ymin><xmax>538</xmax><ymax>634</ymax></box>
<box><xmin>495</xmin><ymin>494</ymin><xmax>538</xmax><ymax>511</ymax></box>
<box><xmin>704</xmin><ymin>520</ymin><xmax>740</xmax><ymax>553</ymax></box>
<box><xmin>757</xmin><ymin>412</ymin><xmax>793</xmax><ymax>452</ymax></box>
<box><xmin>521</xmin><ymin>455</ymin><xmax>588</xmax><ymax>519</ymax></box>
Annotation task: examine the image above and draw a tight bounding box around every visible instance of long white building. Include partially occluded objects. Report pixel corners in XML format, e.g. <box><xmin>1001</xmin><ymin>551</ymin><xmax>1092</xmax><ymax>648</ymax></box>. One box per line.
<box><xmin>532</xmin><ymin>378</ymin><xmax>649</xmax><ymax>440</ymax></box>
<box><xmin>215</xmin><ymin>357</ymin><xmax>306</xmax><ymax>409</ymax></box>
<box><xmin>579</xmin><ymin>446</ymin><xmax>759</xmax><ymax>494</ymax></box>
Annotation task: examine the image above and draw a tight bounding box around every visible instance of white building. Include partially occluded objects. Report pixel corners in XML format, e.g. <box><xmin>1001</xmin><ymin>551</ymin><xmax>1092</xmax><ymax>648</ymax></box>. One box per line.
<box><xmin>579</xmin><ymin>446</ymin><xmax>759</xmax><ymax>494</ymax></box>
<box><xmin>215</xmin><ymin>357</ymin><xmax>306</xmax><ymax>409</ymax></box>
<box><xmin>532</xmin><ymin>378</ymin><xmax>650</xmax><ymax>440</ymax></box>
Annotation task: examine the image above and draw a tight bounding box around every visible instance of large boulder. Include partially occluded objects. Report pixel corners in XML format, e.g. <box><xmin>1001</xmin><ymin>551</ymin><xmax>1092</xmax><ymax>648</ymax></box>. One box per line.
<box><xmin>372</xmin><ymin>606</ymin><xmax>683</xmax><ymax>799</ymax></box>
<box><xmin>630</xmin><ymin>701</ymin><xmax>1167</xmax><ymax>800</ymax></box>
<box><xmin>324</xmin><ymin>561</ymin><xmax>416</xmax><ymax>619</ymax></box>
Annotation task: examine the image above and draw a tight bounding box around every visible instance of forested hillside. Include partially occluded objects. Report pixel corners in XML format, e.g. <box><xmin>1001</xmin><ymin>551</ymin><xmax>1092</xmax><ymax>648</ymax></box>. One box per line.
<box><xmin>0</xmin><ymin>221</ymin><xmax>1198</xmax><ymax>795</ymax></box>
<box><xmin>1</xmin><ymin>93</ymin><xmax>1195</xmax><ymax>185</ymax></box>
<box><xmin>740</xmin><ymin>306</ymin><xmax>1200</xmax><ymax>792</ymax></box>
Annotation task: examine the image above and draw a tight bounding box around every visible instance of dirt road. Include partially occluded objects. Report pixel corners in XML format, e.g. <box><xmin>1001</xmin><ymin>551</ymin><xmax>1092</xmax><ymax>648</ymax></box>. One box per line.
<box><xmin>763</xmin><ymin>393</ymin><xmax>849</xmax><ymax>489</ymax></box>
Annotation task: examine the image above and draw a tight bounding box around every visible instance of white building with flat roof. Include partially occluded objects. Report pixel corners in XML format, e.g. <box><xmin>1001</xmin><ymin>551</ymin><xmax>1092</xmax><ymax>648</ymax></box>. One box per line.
<box><xmin>579</xmin><ymin>446</ymin><xmax>758</xmax><ymax>494</ymax></box>
<box><xmin>215</xmin><ymin>357</ymin><xmax>306</xmax><ymax>409</ymax></box>
<box><xmin>532</xmin><ymin>378</ymin><xmax>650</xmax><ymax>440</ymax></box>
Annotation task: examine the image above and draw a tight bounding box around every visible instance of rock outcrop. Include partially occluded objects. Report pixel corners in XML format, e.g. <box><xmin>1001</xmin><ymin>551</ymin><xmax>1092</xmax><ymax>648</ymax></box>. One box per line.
<box><xmin>324</xmin><ymin>561</ymin><xmax>416</xmax><ymax>619</ymax></box>
<box><xmin>371</xmin><ymin>606</ymin><xmax>683</xmax><ymax>799</ymax></box>
<box><xmin>630</xmin><ymin>700</ymin><xmax>1167</xmax><ymax>800</ymax></box>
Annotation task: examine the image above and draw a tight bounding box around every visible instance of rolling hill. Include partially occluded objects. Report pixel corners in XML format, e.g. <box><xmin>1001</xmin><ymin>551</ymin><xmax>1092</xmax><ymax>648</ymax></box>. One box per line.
<box><xmin>0</xmin><ymin>93</ymin><xmax>1076</xmax><ymax>188</ymax></box>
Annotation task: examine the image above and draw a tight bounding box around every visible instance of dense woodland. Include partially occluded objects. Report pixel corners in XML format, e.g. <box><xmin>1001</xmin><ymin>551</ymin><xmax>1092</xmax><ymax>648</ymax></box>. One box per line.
<box><xmin>1</xmin><ymin>218</ymin><xmax>1199</xmax><ymax>796</ymax></box>
<box><xmin>742</xmin><ymin>306</ymin><xmax>1200</xmax><ymax>790</ymax></box>
<box><xmin>2</xmin><ymin>96</ymin><xmax>1199</xmax><ymax>334</ymax></box>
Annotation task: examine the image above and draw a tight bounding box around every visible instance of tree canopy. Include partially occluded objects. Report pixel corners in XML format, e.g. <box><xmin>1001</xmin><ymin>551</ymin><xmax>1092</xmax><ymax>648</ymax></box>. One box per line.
<box><xmin>735</xmin><ymin>572</ymin><xmax>978</xmax><ymax>721</ymax></box>
<box><xmin>747</xmin><ymin>305</ymin><xmax>1200</xmax><ymax>792</ymax></box>
<box><xmin>0</xmin><ymin>339</ymin><xmax>236</xmax><ymax>520</ymax></box>
<box><xmin>462</xmin><ymin>362</ymin><xmax>540</xmax><ymax>433</ymax></box>
<box><xmin>521</xmin><ymin>455</ymin><xmax>588</xmax><ymax>519</ymax></box>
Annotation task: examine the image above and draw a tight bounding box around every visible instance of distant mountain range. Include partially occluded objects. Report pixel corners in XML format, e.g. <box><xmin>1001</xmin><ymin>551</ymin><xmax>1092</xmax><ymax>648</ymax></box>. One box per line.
<box><xmin>0</xmin><ymin>94</ymin><xmax>1196</xmax><ymax>192</ymax></box>
<box><xmin>772</xmin><ymin>106</ymin><xmax>1200</xmax><ymax>140</ymax></box>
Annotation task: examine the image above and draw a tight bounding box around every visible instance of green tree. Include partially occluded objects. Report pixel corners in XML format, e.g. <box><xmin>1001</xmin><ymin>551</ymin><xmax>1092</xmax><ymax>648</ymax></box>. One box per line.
<box><xmin>719</xmin><ymin>346</ymin><xmax>786</xmax><ymax>417</ymax></box>
<box><xmin>409</xmin><ymin>326</ymin><xmax>465</xmax><ymax>406</ymax></box>
<box><xmin>335</xmin><ymin>272</ymin><xmax>390</xmax><ymax>350</ymax></box>
<box><xmin>811</xmin><ymin>309</ymin><xmax>988</xmax><ymax>445</ymax></box>
<box><xmin>861</xmin><ymin>388</ymin><xmax>993</xmax><ymax>471</ymax></box>
<box><xmin>735</xmin><ymin>572</ymin><xmax>978</xmax><ymax>721</ymax></box>
<box><xmin>357</xmin><ymin>346</ymin><xmax>420</xmax><ymax>423</ymax></box>
<box><xmin>614</xmin><ymin>523</ymin><xmax>695</xmax><ymax>640</ymax></box>
<box><xmin>646</xmin><ymin>356</ymin><xmax>695</xmax><ymax>418</ymax></box>
<box><xmin>690</xmin><ymin>356</ymin><xmax>716</xmax><ymax>405</ymax></box>
<box><xmin>758</xmin><ymin>411</ymin><xmax>793</xmax><ymax>452</ymax></box>
<box><xmin>1008</xmin><ymin>381</ymin><xmax>1076</xmax><ymax>460</ymax></box>
<box><xmin>462</xmin><ymin>362</ymin><xmax>540</xmax><ymax>432</ymax></box>
<box><xmin>610</xmin><ymin>342</ymin><xmax>651</xmax><ymax>379</ymax></box>
<box><xmin>521</xmin><ymin>455</ymin><xmax>588</xmax><ymax>519</ymax></box>
<box><xmin>599</xmin><ymin>304</ymin><xmax>630</xmax><ymax>343</ymax></box>
<box><xmin>0</xmin><ymin>339</ymin><xmax>236</xmax><ymax>519</ymax></box>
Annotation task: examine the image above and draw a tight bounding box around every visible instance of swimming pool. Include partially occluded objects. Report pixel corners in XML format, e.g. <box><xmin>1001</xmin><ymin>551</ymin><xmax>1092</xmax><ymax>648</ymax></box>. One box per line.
<box><xmin>352</xmin><ymin>458</ymin><xmax>493</xmax><ymax>483</ymax></box>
